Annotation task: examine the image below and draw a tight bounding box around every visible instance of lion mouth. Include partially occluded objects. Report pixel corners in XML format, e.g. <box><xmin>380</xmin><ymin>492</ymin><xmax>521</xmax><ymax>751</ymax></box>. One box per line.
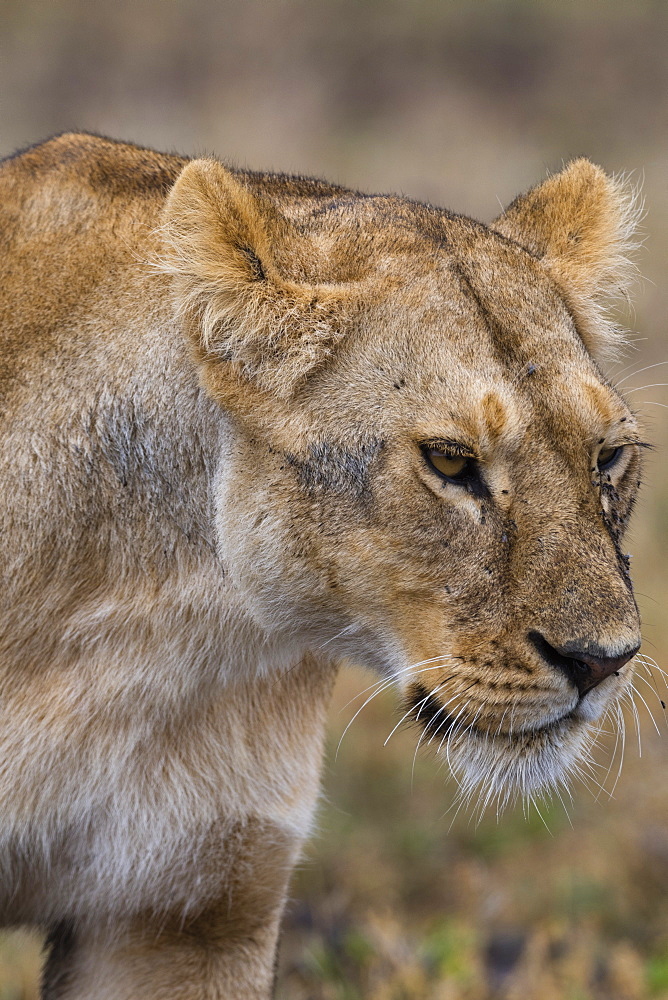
<box><xmin>405</xmin><ymin>681</ymin><xmax>575</xmax><ymax>746</ymax></box>
<box><xmin>404</xmin><ymin>680</ymin><xmax>602</xmax><ymax>805</ymax></box>
<box><xmin>405</xmin><ymin>683</ymin><xmax>459</xmax><ymax>745</ymax></box>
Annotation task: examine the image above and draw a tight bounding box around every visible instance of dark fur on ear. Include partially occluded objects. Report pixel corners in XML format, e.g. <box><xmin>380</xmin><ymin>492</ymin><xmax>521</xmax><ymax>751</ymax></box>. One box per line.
<box><xmin>159</xmin><ymin>159</ymin><xmax>350</xmax><ymax>396</ymax></box>
<box><xmin>493</xmin><ymin>159</ymin><xmax>642</xmax><ymax>364</ymax></box>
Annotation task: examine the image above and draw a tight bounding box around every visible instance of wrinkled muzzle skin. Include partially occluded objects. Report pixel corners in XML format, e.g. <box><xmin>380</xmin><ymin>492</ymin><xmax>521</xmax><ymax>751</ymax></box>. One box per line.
<box><xmin>178</xmin><ymin>189</ymin><xmax>645</xmax><ymax>807</ymax></box>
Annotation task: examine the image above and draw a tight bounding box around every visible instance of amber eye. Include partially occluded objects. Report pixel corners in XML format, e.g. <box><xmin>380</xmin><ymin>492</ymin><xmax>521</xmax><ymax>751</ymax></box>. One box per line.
<box><xmin>597</xmin><ymin>445</ymin><xmax>622</xmax><ymax>472</ymax></box>
<box><xmin>424</xmin><ymin>447</ymin><xmax>471</xmax><ymax>482</ymax></box>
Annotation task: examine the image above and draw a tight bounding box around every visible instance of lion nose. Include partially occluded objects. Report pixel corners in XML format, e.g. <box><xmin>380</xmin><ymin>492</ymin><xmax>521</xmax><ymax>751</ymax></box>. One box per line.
<box><xmin>528</xmin><ymin>632</ymin><xmax>640</xmax><ymax>697</ymax></box>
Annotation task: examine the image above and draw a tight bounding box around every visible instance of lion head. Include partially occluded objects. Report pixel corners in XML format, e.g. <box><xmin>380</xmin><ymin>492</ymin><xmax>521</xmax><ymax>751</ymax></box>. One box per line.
<box><xmin>161</xmin><ymin>157</ymin><xmax>644</xmax><ymax>808</ymax></box>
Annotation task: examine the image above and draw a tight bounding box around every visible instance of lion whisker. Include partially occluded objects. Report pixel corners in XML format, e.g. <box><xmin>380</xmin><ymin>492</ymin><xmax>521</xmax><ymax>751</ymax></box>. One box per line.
<box><xmin>631</xmin><ymin>671</ymin><xmax>668</xmax><ymax>720</ymax></box>
<box><xmin>341</xmin><ymin>661</ymin><xmax>447</xmax><ymax>714</ymax></box>
<box><xmin>607</xmin><ymin>702</ymin><xmax>628</xmax><ymax>800</ymax></box>
<box><xmin>494</xmin><ymin>705</ymin><xmax>510</xmax><ymax>738</ymax></box>
<box><xmin>446</xmin><ymin>788</ymin><xmax>470</xmax><ymax>834</ymax></box>
<box><xmin>622</xmin><ymin>382</ymin><xmax>668</xmax><ymax>394</ymax></box>
<box><xmin>410</xmin><ymin>719</ymin><xmax>431</xmax><ymax>790</ymax></box>
<box><xmin>595</xmin><ymin>707</ymin><xmax>622</xmax><ymax>800</ymax></box>
<box><xmin>625</xmin><ymin>687</ymin><xmax>643</xmax><ymax>755</ymax></box>
<box><xmin>628</xmin><ymin>680</ymin><xmax>662</xmax><ymax>736</ymax></box>
<box><xmin>614</xmin><ymin>359</ymin><xmax>668</xmax><ymax>387</ymax></box>
<box><xmin>384</xmin><ymin>682</ymin><xmax>446</xmax><ymax>747</ymax></box>
<box><xmin>458</xmin><ymin>704</ymin><xmax>485</xmax><ymax>743</ymax></box>
<box><xmin>637</xmin><ymin>653</ymin><xmax>668</xmax><ymax>687</ymax></box>
<box><xmin>528</xmin><ymin>793</ymin><xmax>553</xmax><ymax>836</ymax></box>
<box><xmin>337</xmin><ymin>657</ymin><xmax>456</xmax><ymax>755</ymax></box>
<box><xmin>442</xmin><ymin>704</ymin><xmax>478</xmax><ymax>796</ymax></box>
<box><xmin>435</xmin><ymin>682</ymin><xmax>480</xmax><ymax>753</ymax></box>
<box><xmin>318</xmin><ymin>623</ymin><xmax>359</xmax><ymax>649</ymax></box>
<box><xmin>425</xmin><ymin>692</ymin><xmax>466</xmax><ymax>751</ymax></box>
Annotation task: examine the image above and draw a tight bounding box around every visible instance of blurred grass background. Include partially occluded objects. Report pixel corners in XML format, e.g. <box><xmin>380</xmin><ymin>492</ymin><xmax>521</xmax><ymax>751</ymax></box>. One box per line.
<box><xmin>2</xmin><ymin>1</ymin><xmax>668</xmax><ymax>997</ymax></box>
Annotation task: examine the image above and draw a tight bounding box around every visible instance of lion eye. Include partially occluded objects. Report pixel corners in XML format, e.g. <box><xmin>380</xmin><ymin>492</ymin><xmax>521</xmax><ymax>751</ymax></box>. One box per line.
<box><xmin>597</xmin><ymin>445</ymin><xmax>622</xmax><ymax>472</ymax></box>
<box><xmin>424</xmin><ymin>447</ymin><xmax>471</xmax><ymax>481</ymax></box>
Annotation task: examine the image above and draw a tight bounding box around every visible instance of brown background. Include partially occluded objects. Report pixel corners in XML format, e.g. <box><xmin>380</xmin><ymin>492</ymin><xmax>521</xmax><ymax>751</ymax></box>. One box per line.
<box><xmin>2</xmin><ymin>1</ymin><xmax>668</xmax><ymax>997</ymax></box>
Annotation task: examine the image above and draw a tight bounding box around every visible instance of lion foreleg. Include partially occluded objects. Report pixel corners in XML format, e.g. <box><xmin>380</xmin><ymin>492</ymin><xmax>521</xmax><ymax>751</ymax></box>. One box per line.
<box><xmin>42</xmin><ymin>916</ymin><xmax>284</xmax><ymax>1000</ymax></box>
<box><xmin>41</xmin><ymin>821</ymin><xmax>300</xmax><ymax>1000</ymax></box>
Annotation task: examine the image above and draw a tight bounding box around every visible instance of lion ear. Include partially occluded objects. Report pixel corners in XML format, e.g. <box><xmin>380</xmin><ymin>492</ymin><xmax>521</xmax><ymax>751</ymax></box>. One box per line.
<box><xmin>492</xmin><ymin>159</ymin><xmax>641</xmax><ymax>363</ymax></box>
<box><xmin>160</xmin><ymin>159</ymin><xmax>347</xmax><ymax>396</ymax></box>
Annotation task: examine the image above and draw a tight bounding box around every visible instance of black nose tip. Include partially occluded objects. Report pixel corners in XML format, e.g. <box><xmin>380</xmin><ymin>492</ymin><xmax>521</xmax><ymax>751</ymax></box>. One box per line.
<box><xmin>528</xmin><ymin>631</ymin><xmax>640</xmax><ymax>697</ymax></box>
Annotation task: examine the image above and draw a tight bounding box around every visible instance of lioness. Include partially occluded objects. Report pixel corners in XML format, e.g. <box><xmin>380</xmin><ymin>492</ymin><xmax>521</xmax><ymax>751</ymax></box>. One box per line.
<box><xmin>0</xmin><ymin>133</ymin><xmax>643</xmax><ymax>998</ymax></box>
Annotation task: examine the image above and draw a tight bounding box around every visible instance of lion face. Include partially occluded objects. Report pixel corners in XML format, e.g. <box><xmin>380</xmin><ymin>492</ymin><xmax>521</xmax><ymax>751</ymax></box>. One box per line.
<box><xmin>162</xmin><ymin>157</ymin><xmax>643</xmax><ymax>804</ymax></box>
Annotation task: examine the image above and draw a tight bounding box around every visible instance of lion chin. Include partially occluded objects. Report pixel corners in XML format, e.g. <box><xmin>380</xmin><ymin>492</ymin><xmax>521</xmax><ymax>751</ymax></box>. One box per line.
<box><xmin>445</xmin><ymin>719</ymin><xmax>594</xmax><ymax>812</ymax></box>
<box><xmin>407</xmin><ymin>673</ymin><xmax>628</xmax><ymax>811</ymax></box>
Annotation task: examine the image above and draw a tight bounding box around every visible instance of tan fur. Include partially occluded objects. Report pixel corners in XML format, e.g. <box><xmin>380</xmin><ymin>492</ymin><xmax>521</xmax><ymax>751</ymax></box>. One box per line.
<box><xmin>0</xmin><ymin>134</ymin><xmax>644</xmax><ymax>997</ymax></box>
<box><xmin>492</xmin><ymin>158</ymin><xmax>641</xmax><ymax>363</ymax></box>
